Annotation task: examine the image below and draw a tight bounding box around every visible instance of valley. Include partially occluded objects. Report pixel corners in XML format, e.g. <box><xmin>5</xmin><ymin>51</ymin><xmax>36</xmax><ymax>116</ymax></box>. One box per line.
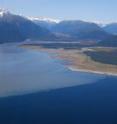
<box><xmin>0</xmin><ymin>2</ymin><xmax>117</xmax><ymax>124</ymax></box>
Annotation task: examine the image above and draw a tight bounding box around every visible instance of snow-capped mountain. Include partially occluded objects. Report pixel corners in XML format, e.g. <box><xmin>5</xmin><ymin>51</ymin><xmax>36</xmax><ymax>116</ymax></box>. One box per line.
<box><xmin>28</xmin><ymin>17</ymin><xmax>60</xmax><ymax>30</ymax></box>
<box><xmin>0</xmin><ymin>9</ymin><xmax>55</xmax><ymax>43</ymax></box>
<box><xmin>0</xmin><ymin>8</ymin><xmax>10</xmax><ymax>17</ymax></box>
<box><xmin>0</xmin><ymin>8</ymin><xmax>115</xmax><ymax>43</ymax></box>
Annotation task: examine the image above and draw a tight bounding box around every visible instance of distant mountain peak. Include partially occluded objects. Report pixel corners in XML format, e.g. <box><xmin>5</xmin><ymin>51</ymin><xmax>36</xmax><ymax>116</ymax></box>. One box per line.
<box><xmin>0</xmin><ymin>8</ymin><xmax>10</xmax><ymax>17</ymax></box>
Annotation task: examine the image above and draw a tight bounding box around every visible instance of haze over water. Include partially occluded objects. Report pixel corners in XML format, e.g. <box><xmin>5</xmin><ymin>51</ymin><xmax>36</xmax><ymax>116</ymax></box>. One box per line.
<box><xmin>0</xmin><ymin>43</ymin><xmax>117</xmax><ymax>124</ymax></box>
<box><xmin>0</xmin><ymin>43</ymin><xmax>105</xmax><ymax>97</ymax></box>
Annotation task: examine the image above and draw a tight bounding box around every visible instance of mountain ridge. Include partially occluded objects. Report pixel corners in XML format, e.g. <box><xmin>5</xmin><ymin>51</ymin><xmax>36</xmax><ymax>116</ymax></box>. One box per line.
<box><xmin>0</xmin><ymin>9</ymin><xmax>55</xmax><ymax>43</ymax></box>
<box><xmin>0</xmin><ymin>9</ymin><xmax>116</xmax><ymax>44</ymax></box>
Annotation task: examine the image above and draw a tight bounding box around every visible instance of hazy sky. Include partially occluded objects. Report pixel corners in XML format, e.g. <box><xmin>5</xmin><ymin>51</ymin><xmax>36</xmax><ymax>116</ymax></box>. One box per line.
<box><xmin>0</xmin><ymin>0</ymin><xmax>116</xmax><ymax>23</ymax></box>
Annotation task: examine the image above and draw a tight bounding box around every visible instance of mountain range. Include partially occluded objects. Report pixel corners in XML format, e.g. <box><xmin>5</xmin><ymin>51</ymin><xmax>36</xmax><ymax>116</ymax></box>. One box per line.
<box><xmin>103</xmin><ymin>23</ymin><xmax>117</xmax><ymax>35</ymax></box>
<box><xmin>0</xmin><ymin>9</ymin><xmax>117</xmax><ymax>45</ymax></box>
<box><xmin>0</xmin><ymin>9</ymin><xmax>55</xmax><ymax>43</ymax></box>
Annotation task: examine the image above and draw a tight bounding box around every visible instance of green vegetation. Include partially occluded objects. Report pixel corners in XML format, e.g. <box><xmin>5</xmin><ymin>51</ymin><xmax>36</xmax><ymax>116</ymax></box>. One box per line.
<box><xmin>28</xmin><ymin>42</ymin><xmax>94</xmax><ymax>49</ymax></box>
<box><xmin>97</xmin><ymin>36</ymin><xmax>117</xmax><ymax>47</ymax></box>
<box><xmin>84</xmin><ymin>50</ymin><xmax>117</xmax><ymax>65</ymax></box>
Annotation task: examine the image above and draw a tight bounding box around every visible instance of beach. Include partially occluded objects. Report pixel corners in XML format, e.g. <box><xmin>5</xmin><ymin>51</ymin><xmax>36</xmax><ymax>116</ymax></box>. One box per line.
<box><xmin>21</xmin><ymin>44</ymin><xmax>117</xmax><ymax>76</ymax></box>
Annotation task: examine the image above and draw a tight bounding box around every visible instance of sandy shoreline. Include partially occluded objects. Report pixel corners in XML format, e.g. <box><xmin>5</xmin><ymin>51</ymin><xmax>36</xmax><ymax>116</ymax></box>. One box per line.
<box><xmin>21</xmin><ymin>44</ymin><xmax>117</xmax><ymax>76</ymax></box>
<box><xmin>68</xmin><ymin>67</ymin><xmax>117</xmax><ymax>76</ymax></box>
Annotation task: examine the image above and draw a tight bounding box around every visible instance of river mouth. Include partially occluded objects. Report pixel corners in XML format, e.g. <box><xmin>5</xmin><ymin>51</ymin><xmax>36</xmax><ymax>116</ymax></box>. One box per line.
<box><xmin>0</xmin><ymin>43</ymin><xmax>105</xmax><ymax>97</ymax></box>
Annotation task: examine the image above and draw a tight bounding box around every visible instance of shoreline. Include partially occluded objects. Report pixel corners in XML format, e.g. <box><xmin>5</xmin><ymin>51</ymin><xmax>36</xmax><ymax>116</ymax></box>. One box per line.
<box><xmin>21</xmin><ymin>44</ymin><xmax>117</xmax><ymax>77</ymax></box>
<box><xmin>68</xmin><ymin>67</ymin><xmax>117</xmax><ymax>77</ymax></box>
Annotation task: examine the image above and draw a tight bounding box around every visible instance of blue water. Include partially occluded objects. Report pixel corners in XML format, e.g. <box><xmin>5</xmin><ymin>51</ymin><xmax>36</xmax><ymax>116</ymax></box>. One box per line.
<box><xmin>0</xmin><ymin>44</ymin><xmax>117</xmax><ymax>124</ymax></box>
<box><xmin>0</xmin><ymin>44</ymin><xmax>104</xmax><ymax>97</ymax></box>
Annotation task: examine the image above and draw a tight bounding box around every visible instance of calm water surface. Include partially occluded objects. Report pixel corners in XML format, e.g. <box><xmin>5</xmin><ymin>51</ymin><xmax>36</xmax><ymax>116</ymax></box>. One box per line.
<box><xmin>0</xmin><ymin>43</ymin><xmax>104</xmax><ymax>97</ymax></box>
<box><xmin>0</xmin><ymin>43</ymin><xmax>117</xmax><ymax>124</ymax></box>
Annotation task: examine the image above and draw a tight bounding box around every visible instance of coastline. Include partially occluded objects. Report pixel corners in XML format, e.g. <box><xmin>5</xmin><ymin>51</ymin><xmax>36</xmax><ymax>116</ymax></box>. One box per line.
<box><xmin>68</xmin><ymin>67</ymin><xmax>117</xmax><ymax>77</ymax></box>
<box><xmin>21</xmin><ymin>44</ymin><xmax>117</xmax><ymax>77</ymax></box>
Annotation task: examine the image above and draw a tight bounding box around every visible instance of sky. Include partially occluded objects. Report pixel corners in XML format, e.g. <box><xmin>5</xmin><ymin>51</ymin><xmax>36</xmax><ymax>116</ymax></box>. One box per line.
<box><xmin>0</xmin><ymin>0</ymin><xmax>117</xmax><ymax>23</ymax></box>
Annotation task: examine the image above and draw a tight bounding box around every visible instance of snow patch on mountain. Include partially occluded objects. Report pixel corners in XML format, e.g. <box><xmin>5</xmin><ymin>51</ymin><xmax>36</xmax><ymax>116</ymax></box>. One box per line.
<box><xmin>0</xmin><ymin>8</ymin><xmax>10</xmax><ymax>17</ymax></box>
<box><xmin>28</xmin><ymin>17</ymin><xmax>60</xmax><ymax>23</ymax></box>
